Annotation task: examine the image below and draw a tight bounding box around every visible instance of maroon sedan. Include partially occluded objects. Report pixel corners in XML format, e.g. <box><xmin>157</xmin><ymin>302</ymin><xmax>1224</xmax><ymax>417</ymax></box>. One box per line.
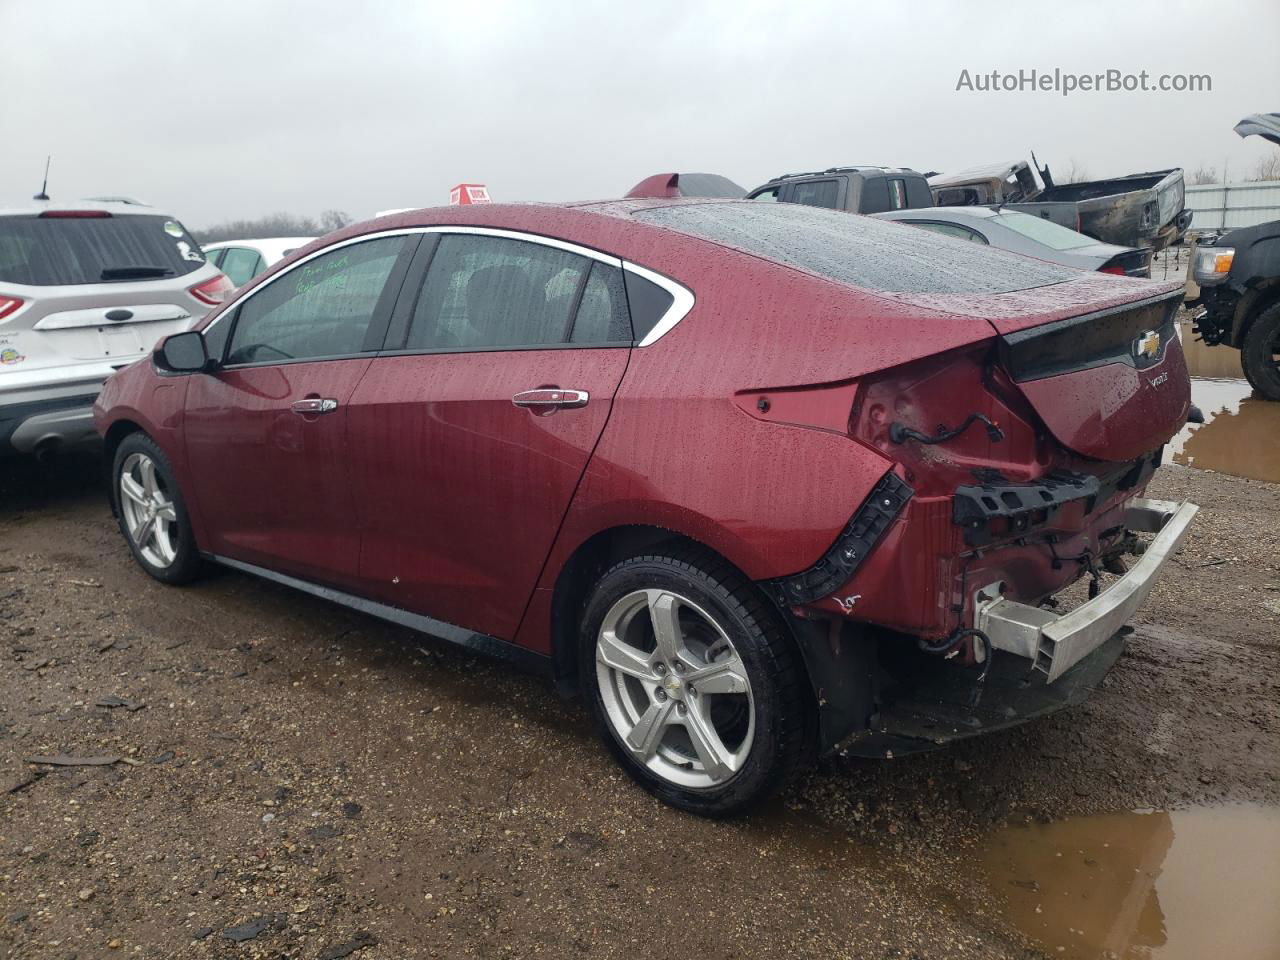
<box><xmin>95</xmin><ymin>200</ymin><xmax>1197</xmax><ymax>816</ymax></box>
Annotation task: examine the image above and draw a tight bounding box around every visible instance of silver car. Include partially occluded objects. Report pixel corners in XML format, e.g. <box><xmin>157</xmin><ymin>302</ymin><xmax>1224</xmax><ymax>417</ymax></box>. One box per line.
<box><xmin>0</xmin><ymin>199</ymin><xmax>231</xmax><ymax>456</ymax></box>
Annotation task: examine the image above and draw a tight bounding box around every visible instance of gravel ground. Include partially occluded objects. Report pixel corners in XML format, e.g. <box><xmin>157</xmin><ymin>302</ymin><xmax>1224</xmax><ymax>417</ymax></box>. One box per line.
<box><xmin>1</xmin><ymin>456</ymin><xmax>1277</xmax><ymax>959</ymax></box>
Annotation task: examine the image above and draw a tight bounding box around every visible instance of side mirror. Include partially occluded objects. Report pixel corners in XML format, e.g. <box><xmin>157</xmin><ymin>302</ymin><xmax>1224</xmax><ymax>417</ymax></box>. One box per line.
<box><xmin>156</xmin><ymin>330</ymin><xmax>210</xmax><ymax>373</ymax></box>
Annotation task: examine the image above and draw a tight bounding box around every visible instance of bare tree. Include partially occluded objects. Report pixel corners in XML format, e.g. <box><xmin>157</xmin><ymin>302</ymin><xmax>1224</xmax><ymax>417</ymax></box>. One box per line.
<box><xmin>1189</xmin><ymin>164</ymin><xmax>1219</xmax><ymax>185</ymax></box>
<box><xmin>318</xmin><ymin>209</ymin><xmax>353</xmax><ymax>233</ymax></box>
<box><xmin>1059</xmin><ymin>158</ymin><xmax>1090</xmax><ymax>183</ymax></box>
<box><xmin>191</xmin><ymin>212</ymin><xmax>320</xmax><ymax>245</ymax></box>
<box><xmin>1247</xmin><ymin>150</ymin><xmax>1280</xmax><ymax>182</ymax></box>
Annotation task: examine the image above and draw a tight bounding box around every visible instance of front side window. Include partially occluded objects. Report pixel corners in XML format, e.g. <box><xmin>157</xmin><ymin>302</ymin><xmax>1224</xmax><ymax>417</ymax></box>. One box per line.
<box><xmin>789</xmin><ymin>179</ymin><xmax>839</xmax><ymax>209</ymax></box>
<box><xmin>225</xmin><ymin>236</ymin><xmax>405</xmax><ymax>365</ymax></box>
<box><xmin>405</xmin><ymin>235</ymin><xmax>626</xmax><ymax>350</ymax></box>
<box><xmin>220</xmin><ymin>247</ymin><xmax>261</xmax><ymax>287</ymax></box>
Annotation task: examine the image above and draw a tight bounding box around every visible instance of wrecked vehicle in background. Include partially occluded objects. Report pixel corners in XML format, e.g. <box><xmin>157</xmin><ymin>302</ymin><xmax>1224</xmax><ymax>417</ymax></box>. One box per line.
<box><xmin>1185</xmin><ymin>112</ymin><xmax>1280</xmax><ymax>400</ymax></box>
<box><xmin>96</xmin><ymin>199</ymin><xmax>1197</xmax><ymax>816</ymax></box>
<box><xmin>929</xmin><ymin>158</ymin><xmax>1191</xmax><ymax>252</ymax></box>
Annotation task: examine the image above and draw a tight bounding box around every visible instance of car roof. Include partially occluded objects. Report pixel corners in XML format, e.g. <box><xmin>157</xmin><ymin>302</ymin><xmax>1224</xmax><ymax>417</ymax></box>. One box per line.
<box><xmin>874</xmin><ymin>206</ymin><xmax>1003</xmax><ymax>221</ymax></box>
<box><xmin>759</xmin><ymin>165</ymin><xmax>922</xmax><ymax>185</ymax></box>
<box><xmin>0</xmin><ymin>198</ymin><xmax>174</xmax><ymax>218</ymax></box>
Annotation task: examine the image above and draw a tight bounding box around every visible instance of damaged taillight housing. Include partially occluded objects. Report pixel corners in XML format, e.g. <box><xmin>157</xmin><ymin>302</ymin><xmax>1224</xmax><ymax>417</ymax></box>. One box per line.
<box><xmin>848</xmin><ymin>342</ymin><xmax>1050</xmax><ymax>497</ymax></box>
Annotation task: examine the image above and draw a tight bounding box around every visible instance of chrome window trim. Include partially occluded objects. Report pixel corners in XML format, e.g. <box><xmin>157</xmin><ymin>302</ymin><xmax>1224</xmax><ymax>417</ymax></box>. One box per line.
<box><xmin>624</xmin><ymin>262</ymin><xmax>695</xmax><ymax>347</ymax></box>
<box><xmin>201</xmin><ymin>228</ymin><xmax>425</xmax><ymax>337</ymax></box>
<box><xmin>202</xmin><ymin>224</ymin><xmax>693</xmax><ymax>348</ymax></box>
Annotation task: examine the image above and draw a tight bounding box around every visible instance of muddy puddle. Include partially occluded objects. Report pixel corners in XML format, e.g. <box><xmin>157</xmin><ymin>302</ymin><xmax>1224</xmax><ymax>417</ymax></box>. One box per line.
<box><xmin>1172</xmin><ymin>324</ymin><xmax>1280</xmax><ymax>484</ymax></box>
<box><xmin>978</xmin><ymin>804</ymin><xmax>1280</xmax><ymax>959</ymax></box>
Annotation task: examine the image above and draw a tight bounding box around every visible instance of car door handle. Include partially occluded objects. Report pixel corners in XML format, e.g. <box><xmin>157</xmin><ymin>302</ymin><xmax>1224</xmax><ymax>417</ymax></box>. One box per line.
<box><xmin>291</xmin><ymin>397</ymin><xmax>339</xmax><ymax>415</ymax></box>
<box><xmin>512</xmin><ymin>389</ymin><xmax>589</xmax><ymax>409</ymax></box>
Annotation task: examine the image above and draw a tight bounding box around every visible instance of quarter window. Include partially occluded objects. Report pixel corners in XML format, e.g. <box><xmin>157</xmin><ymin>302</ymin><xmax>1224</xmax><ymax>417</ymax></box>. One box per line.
<box><xmin>225</xmin><ymin>236</ymin><xmax>405</xmax><ymax>365</ymax></box>
<box><xmin>887</xmin><ymin>179</ymin><xmax>908</xmax><ymax>210</ymax></box>
<box><xmin>405</xmin><ymin>235</ymin><xmax>625</xmax><ymax>351</ymax></box>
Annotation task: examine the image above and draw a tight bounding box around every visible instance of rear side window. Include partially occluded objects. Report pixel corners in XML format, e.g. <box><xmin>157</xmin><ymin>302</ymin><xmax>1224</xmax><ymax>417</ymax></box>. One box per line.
<box><xmin>633</xmin><ymin>202</ymin><xmax>1078</xmax><ymax>295</ymax></box>
<box><xmin>405</xmin><ymin>235</ymin><xmax>626</xmax><ymax>351</ymax></box>
<box><xmin>570</xmin><ymin>262</ymin><xmax>631</xmax><ymax>344</ymax></box>
<box><xmin>789</xmin><ymin>179</ymin><xmax>839</xmax><ymax>209</ymax></box>
<box><xmin>225</xmin><ymin>236</ymin><xmax>405</xmax><ymax>365</ymax></box>
<box><xmin>0</xmin><ymin>214</ymin><xmax>206</xmax><ymax>286</ymax></box>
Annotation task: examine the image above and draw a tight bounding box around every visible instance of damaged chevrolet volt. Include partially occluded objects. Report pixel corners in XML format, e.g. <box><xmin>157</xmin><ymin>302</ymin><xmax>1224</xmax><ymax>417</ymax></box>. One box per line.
<box><xmin>94</xmin><ymin>199</ymin><xmax>1197</xmax><ymax>816</ymax></box>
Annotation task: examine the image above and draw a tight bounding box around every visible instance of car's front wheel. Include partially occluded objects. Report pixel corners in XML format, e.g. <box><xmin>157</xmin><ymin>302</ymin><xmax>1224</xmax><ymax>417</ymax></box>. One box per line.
<box><xmin>580</xmin><ymin>547</ymin><xmax>813</xmax><ymax>817</ymax></box>
<box><xmin>1241</xmin><ymin>302</ymin><xmax>1280</xmax><ymax>401</ymax></box>
<box><xmin>111</xmin><ymin>433</ymin><xmax>203</xmax><ymax>584</ymax></box>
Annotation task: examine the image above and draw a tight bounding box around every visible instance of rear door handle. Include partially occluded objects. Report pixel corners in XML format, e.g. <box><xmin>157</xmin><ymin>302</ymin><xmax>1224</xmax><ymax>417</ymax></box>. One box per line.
<box><xmin>512</xmin><ymin>389</ymin><xmax>589</xmax><ymax>409</ymax></box>
<box><xmin>291</xmin><ymin>397</ymin><xmax>339</xmax><ymax>415</ymax></box>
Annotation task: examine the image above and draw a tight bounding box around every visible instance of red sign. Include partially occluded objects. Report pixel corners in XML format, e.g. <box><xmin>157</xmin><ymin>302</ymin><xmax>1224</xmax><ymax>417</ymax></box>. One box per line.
<box><xmin>449</xmin><ymin>183</ymin><xmax>491</xmax><ymax>205</ymax></box>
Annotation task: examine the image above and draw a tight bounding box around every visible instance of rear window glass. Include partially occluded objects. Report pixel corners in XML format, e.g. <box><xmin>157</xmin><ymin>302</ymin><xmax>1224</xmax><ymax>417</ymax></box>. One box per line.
<box><xmin>0</xmin><ymin>214</ymin><xmax>206</xmax><ymax>286</ymax></box>
<box><xmin>632</xmin><ymin>202</ymin><xmax>1078</xmax><ymax>294</ymax></box>
<box><xmin>992</xmin><ymin>211</ymin><xmax>1094</xmax><ymax>250</ymax></box>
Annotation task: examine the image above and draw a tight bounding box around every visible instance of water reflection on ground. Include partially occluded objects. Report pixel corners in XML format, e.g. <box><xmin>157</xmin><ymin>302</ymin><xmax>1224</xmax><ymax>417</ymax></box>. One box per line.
<box><xmin>979</xmin><ymin>804</ymin><xmax>1280</xmax><ymax>959</ymax></box>
<box><xmin>1172</xmin><ymin>324</ymin><xmax>1280</xmax><ymax>483</ymax></box>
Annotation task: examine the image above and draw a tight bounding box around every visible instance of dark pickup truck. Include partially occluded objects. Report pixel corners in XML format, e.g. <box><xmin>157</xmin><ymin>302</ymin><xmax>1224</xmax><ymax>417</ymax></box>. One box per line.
<box><xmin>928</xmin><ymin>159</ymin><xmax>1191</xmax><ymax>252</ymax></box>
<box><xmin>745</xmin><ymin>166</ymin><xmax>934</xmax><ymax>214</ymax></box>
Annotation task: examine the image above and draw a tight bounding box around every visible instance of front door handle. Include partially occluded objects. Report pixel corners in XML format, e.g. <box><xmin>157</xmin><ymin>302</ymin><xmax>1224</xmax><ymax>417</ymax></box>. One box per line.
<box><xmin>291</xmin><ymin>397</ymin><xmax>339</xmax><ymax>415</ymax></box>
<box><xmin>512</xmin><ymin>388</ymin><xmax>589</xmax><ymax>409</ymax></box>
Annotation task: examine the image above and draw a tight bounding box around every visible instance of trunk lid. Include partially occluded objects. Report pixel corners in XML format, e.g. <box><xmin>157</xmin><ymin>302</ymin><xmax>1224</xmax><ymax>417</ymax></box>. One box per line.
<box><xmin>874</xmin><ymin>276</ymin><xmax>1189</xmax><ymax>461</ymax></box>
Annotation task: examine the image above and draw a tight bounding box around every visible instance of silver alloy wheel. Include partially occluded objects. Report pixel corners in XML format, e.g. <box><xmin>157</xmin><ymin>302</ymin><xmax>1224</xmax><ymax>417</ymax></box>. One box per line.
<box><xmin>595</xmin><ymin>589</ymin><xmax>755</xmax><ymax>789</ymax></box>
<box><xmin>119</xmin><ymin>452</ymin><xmax>179</xmax><ymax>569</ymax></box>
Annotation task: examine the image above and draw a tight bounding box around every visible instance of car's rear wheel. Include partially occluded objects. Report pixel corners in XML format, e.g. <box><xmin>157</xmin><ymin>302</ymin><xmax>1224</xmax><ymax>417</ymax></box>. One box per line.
<box><xmin>111</xmin><ymin>433</ymin><xmax>203</xmax><ymax>584</ymax></box>
<box><xmin>579</xmin><ymin>547</ymin><xmax>812</xmax><ymax>817</ymax></box>
<box><xmin>1241</xmin><ymin>302</ymin><xmax>1280</xmax><ymax>401</ymax></box>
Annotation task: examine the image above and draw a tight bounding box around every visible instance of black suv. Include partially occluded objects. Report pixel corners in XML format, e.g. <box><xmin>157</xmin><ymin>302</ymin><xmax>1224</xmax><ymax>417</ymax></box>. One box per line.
<box><xmin>746</xmin><ymin>166</ymin><xmax>933</xmax><ymax>214</ymax></box>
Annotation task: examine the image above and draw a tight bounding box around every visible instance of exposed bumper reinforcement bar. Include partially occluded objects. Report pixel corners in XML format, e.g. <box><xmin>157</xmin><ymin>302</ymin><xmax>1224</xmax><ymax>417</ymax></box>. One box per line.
<box><xmin>974</xmin><ymin>497</ymin><xmax>1198</xmax><ymax>683</ymax></box>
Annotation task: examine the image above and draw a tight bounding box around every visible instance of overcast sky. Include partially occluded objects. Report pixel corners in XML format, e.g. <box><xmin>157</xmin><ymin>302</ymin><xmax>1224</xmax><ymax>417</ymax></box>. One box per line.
<box><xmin>2</xmin><ymin>0</ymin><xmax>1278</xmax><ymax>228</ymax></box>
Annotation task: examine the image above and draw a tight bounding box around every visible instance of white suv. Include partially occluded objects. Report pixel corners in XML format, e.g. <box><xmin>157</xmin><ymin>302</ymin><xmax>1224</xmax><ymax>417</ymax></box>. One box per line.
<box><xmin>202</xmin><ymin>237</ymin><xmax>314</xmax><ymax>288</ymax></box>
<box><xmin>0</xmin><ymin>199</ymin><xmax>232</xmax><ymax>456</ymax></box>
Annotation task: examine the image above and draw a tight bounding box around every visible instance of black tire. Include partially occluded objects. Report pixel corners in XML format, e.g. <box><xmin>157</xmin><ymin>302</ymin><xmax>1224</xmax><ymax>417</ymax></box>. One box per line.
<box><xmin>110</xmin><ymin>433</ymin><xmax>204</xmax><ymax>584</ymax></box>
<box><xmin>579</xmin><ymin>546</ymin><xmax>814</xmax><ymax>817</ymax></box>
<box><xmin>1240</xmin><ymin>302</ymin><xmax>1280</xmax><ymax>401</ymax></box>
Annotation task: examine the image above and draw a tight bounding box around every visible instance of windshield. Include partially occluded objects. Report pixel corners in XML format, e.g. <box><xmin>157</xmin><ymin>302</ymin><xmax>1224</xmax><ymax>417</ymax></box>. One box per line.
<box><xmin>633</xmin><ymin>201</ymin><xmax>1077</xmax><ymax>294</ymax></box>
<box><xmin>992</xmin><ymin>211</ymin><xmax>1095</xmax><ymax>251</ymax></box>
<box><xmin>0</xmin><ymin>214</ymin><xmax>206</xmax><ymax>286</ymax></box>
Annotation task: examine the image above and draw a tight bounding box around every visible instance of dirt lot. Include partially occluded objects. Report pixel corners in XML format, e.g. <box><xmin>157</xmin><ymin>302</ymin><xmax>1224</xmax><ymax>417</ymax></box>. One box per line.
<box><xmin>1</xmin><ymin>455</ymin><xmax>1277</xmax><ymax>959</ymax></box>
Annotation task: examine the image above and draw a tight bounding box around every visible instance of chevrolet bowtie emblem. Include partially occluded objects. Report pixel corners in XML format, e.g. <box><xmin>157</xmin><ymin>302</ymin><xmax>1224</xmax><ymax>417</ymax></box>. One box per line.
<box><xmin>1134</xmin><ymin>330</ymin><xmax>1161</xmax><ymax>360</ymax></box>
